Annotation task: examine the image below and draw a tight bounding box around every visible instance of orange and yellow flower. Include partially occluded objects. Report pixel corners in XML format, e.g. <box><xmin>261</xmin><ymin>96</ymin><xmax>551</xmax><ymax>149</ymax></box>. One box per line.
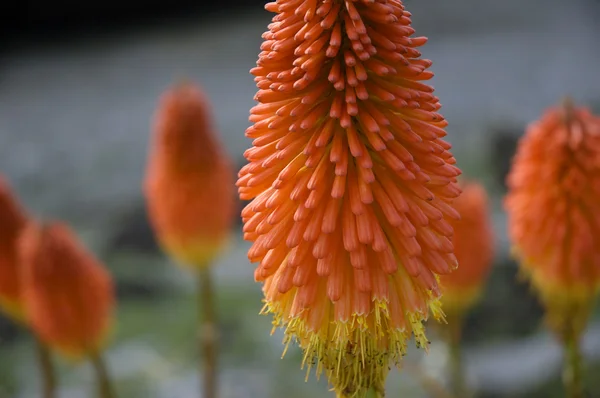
<box><xmin>0</xmin><ymin>175</ymin><xmax>29</xmax><ymax>323</ymax></box>
<box><xmin>238</xmin><ymin>1</ymin><xmax>461</xmax><ymax>395</ymax></box>
<box><xmin>19</xmin><ymin>221</ymin><xmax>115</xmax><ymax>360</ymax></box>
<box><xmin>505</xmin><ymin>99</ymin><xmax>600</xmax><ymax>338</ymax></box>
<box><xmin>440</xmin><ymin>181</ymin><xmax>494</xmax><ymax>317</ymax></box>
<box><xmin>144</xmin><ymin>82</ymin><xmax>235</xmax><ymax>269</ymax></box>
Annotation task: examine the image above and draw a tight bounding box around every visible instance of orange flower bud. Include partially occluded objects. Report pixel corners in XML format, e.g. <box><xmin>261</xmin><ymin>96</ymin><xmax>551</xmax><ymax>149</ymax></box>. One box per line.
<box><xmin>0</xmin><ymin>176</ymin><xmax>28</xmax><ymax>323</ymax></box>
<box><xmin>440</xmin><ymin>181</ymin><xmax>494</xmax><ymax>317</ymax></box>
<box><xmin>19</xmin><ymin>221</ymin><xmax>115</xmax><ymax>360</ymax></box>
<box><xmin>238</xmin><ymin>1</ymin><xmax>461</xmax><ymax>395</ymax></box>
<box><xmin>144</xmin><ymin>83</ymin><xmax>235</xmax><ymax>269</ymax></box>
<box><xmin>505</xmin><ymin>99</ymin><xmax>600</xmax><ymax>338</ymax></box>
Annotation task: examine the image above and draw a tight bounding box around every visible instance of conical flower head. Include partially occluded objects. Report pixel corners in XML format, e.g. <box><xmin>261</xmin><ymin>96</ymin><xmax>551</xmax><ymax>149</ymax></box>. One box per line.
<box><xmin>505</xmin><ymin>99</ymin><xmax>600</xmax><ymax>338</ymax></box>
<box><xmin>440</xmin><ymin>181</ymin><xmax>494</xmax><ymax>317</ymax></box>
<box><xmin>144</xmin><ymin>82</ymin><xmax>236</xmax><ymax>269</ymax></box>
<box><xmin>19</xmin><ymin>221</ymin><xmax>115</xmax><ymax>359</ymax></box>
<box><xmin>238</xmin><ymin>1</ymin><xmax>461</xmax><ymax>395</ymax></box>
<box><xmin>0</xmin><ymin>175</ymin><xmax>28</xmax><ymax>323</ymax></box>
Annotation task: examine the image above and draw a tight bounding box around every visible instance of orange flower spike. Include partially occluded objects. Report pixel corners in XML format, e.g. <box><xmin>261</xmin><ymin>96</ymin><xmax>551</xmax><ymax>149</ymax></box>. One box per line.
<box><xmin>440</xmin><ymin>181</ymin><xmax>494</xmax><ymax>317</ymax></box>
<box><xmin>239</xmin><ymin>1</ymin><xmax>461</xmax><ymax>396</ymax></box>
<box><xmin>505</xmin><ymin>99</ymin><xmax>600</xmax><ymax>338</ymax></box>
<box><xmin>0</xmin><ymin>176</ymin><xmax>29</xmax><ymax>323</ymax></box>
<box><xmin>19</xmin><ymin>222</ymin><xmax>115</xmax><ymax>360</ymax></box>
<box><xmin>144</xmin><ymin>83</ymin><xmax>235</xmax><ymax>269</ymax></box>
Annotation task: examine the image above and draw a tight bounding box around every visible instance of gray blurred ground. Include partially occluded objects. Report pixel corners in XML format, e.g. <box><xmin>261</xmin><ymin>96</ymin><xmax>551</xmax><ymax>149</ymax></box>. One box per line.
<box><xmin>1</xmin><ymin>0</ymin><xmax>600</xmax><ymax>397</ymax></box>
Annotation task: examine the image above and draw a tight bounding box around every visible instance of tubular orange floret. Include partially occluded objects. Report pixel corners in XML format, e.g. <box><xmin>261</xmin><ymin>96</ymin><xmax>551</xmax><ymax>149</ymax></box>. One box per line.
<box><xmin>505</xmin><ymin>98</ymin><xmax>600</xmax><ymax>338</ymax></box>
<box><xmin>440</xmin><ymin>181</ymin><xmax>494</xmax><ymax>317</ymax></box>
<box><xmin>19</xmin><ymin>221</ymin><xmax>115</xmax><ymax>360</ymax></box>
<box><xmin>144</xmin><ymin>82</ymin><xmax>236</xmax><ymax>269</ymax></box>
<box><xmin>0</xmin><ymin>175</ymin><xmax>29</xmax><ymax>323</ymax></box>
<box><xmin>239</xmin><ymin>1</ymin><xmax>461</xmax><ymax>396</ymax></box>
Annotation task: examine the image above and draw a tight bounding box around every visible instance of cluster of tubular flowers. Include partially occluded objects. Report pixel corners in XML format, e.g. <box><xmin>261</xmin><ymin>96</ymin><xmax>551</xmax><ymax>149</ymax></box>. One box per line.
<box><xmin>238</xmin><ymin>0</ymin><xmax>461</xmax><ymax>395</ymax></box>
<box><xmin>0</xmin><ymin>175</ymin><xmax>115</xmax><ymax>361</ymax></box>
<box><xmin>440</xmin><ymin>181</ymin><xmax>494</xmax><ymax>319</ymax></box>
<box><xmin>144</xmin><ymin>83</ymin><xmax>235</xmax><ymax>270</ymax></box>
<box><xmin>19</xmin><ymin>221</ymin><xmax>115</xmax><ymax>360</ymax></box>
<box><xmin>0</xmin><ymin>176</ymin><xmax>29</xmax><ymax>323</ymax></box>
<box><xmin>505</xmin><ymin>99</ymin><xmax>600</xmax><ymax>338</ymax></box>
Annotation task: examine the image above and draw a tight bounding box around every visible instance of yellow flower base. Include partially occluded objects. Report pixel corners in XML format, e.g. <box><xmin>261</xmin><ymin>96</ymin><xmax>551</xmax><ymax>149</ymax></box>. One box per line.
<box><xmin>161</xmin><ymin>234</ymin><xmax>231</xmax><ymax>270</ymax></box>
<box><xmin>439</xmin><ymin>286</ymin><xmax>483</xmax><ymax>318</ymax></box>
<box><xmin>0</xmin><ymin>296</ymin><xmax>27</xmax><ymax>325</ymax></box>
<box><xmin>262</xmin><ymin>297</ymin><xmax>445</xmax><ymax>397</ymax></box>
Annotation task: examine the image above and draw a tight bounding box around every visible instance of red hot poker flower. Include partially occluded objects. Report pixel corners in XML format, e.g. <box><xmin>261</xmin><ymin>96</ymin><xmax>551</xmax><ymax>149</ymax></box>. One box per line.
<box><xmin>0</xmin><ymin>175</ymin><xmax>29</xmax><ymax>323</ymax></box>
<box><xmin>144</xmin><ymin>83</ymin><xmax>235</xmax><ymax>269</ymax></box>
<box><xmin>19</xmin><ymin>221</ymin><xmax>115</xmax><ymax>360</ymax></box>
<box><xmin>441</xmin><ymin>181</ymin><xmax>494</xmax><ymax>317</ymax></box>
<box><xmin>238</xmin><ymin>0</ymin><xmax>461</xmax><ymax>395</ymax></box>
<box><xmin>505</xmin><ymin>99</ymin><xmax>600</xmax><ymax>338</ymax></box>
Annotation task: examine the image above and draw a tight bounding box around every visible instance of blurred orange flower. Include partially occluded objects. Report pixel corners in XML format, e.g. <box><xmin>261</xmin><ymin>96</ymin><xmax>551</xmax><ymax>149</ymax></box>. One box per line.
<box><xmin>238</xmin><ymin>0</ymin><xmax>461</xmax><ymax>395</ymax></box>
<box><xmin>19</xmin><ymin>221</ymin><xmax>115</xmax><ymax>360</ymax></box>
<box><xmin>0</xmin><ymin>176</ymin><xmax>29</xmax><ymax>323</ymax></box>
<box><xmin>144</xmin><ymin>83</ymin><xmax>235</xmax><ymax>269</ymax></box>
<box><xmin>505</xmin><ymin>99</ymin><xmax>600</xmax><ymax>337</ymax></box>
<box><xmin>441</xmin><ymin>181</ymin><xmax>494</xmax><ymax>317</ymax></box>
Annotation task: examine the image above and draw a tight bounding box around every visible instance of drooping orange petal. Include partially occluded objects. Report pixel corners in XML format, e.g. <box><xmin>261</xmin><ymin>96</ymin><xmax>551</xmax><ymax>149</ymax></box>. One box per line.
<box><xmin>239</xmin><ymin>1</ymin><xmax>461</xmax><ymax>395</ymax></box>
<box><xmin>144</xmin><ymin>82</ymin><xmax>236</xmax><ymax>269</ymax></box>
<box><xmin>19</xmin><ymin>221</ymin><xmax>115</xmax><ymax>360</ymax></box>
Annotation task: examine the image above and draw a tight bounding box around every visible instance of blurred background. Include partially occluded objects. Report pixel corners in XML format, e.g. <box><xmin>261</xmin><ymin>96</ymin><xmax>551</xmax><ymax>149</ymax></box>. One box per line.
<box><xmin>1</xmin><ymin>0</ymin><xmax>600</xmax><ymax>397</ymax></box>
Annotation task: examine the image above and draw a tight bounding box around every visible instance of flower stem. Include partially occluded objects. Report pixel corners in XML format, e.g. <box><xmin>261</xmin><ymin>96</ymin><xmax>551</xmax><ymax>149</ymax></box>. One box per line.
<box><xmin>449</xmin><ymin>341</ymin><xmax>467</xmax><ymax>398</ymax></box>
<box><xmin>563</xmin><ymin>333</ymin><xmax>585</xmax><ymax>398</ymax></box>
<box><xmin>447</xmin><ymin>320</ymin><xmax>469</xmax><ymax>398</ymax></box>
<box><xmin>91</xmin><ymin>353</ymin><xmax>116</xmax><ymax>398</ymax></box>
<box><xmin>198</xmin><ymin>266</ymin><xmax>218</xmax><ymax>398</ymax></box>
<box><xmin>35</xmin><ymin>337</ymin><xmax>56</xmax><ymax>398</ymax></box>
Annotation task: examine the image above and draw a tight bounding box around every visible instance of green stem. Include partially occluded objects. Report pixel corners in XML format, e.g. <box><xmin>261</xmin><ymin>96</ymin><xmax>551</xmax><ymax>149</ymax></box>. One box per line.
<box><xmin>198</xmin><ymin>267</ymin><xmax>218</xmax><ymax>398</ymax></box>
<box><xmin>35</xmin><ymin>338</ymin><xmax>56</xmax><ymax>398</ymax></box>
<box><xmin>449</xmin><ymin>341</ymin><xmax>467</xmax><ymax>398</ymax></box>
<box><xmin>447</xmin><ymin>321</ymin><xmax>469</xmax><ymax>398</ymax></box>
<box><xmin>91</xmin><ymin>353</ymin><xmax>116</xmax><ymax>398</ymax></box>
<box><xmin>563</xmin><ymin>333</ymin><xmax>585</xmax><ymax>398</ymax></box>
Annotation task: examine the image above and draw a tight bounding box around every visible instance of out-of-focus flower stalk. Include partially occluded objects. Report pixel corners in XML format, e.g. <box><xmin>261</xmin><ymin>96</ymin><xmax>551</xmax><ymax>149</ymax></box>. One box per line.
<box><xmin>35</xmin><ymin>337</ymin><xmax>57</xmax><ymax>398</ymax></box>
<box><xmin>563</xmin><ymin>327</ymin><xmax>584</xmax><ymax>398</ymax></box>
<box><xmin>144</xmin><ymin>83</ymin><xmax>235</xmax><ymax>398</ymax></box>
<box><xmin>447</xmin><ymin>321</ymin><xmax>467</xmax><ymax>398</ymax></box>
<box><xmin>91</xmin><ymin>353</ymin><xmax>117</xmax><ymax>398</ymax></box>
<box><xmin>198</xmin><ymin>266</ymin><xmax>218</xmax><ymax>398</ymax></box>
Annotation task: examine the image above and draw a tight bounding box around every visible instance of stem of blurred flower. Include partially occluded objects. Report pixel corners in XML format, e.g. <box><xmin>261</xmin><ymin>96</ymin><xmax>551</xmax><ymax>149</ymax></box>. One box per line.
<box><xmin>35</xmin><ymin>337</ymin><xmax>56</xmax><ymax>398</ymax></box>
<box><xmin>447</xmin><ymin>319</ymin><xmax>469</xmax><ymax>398</ymax></box>
<box><xmin>91</xmin><ymin>353</ymin><xmax>116</xmax><ymax>398</ymax></box>
<box><xmin>198</xmin><ymin>266</ymin><xmax>218</xmax><ymax>398</ymax></box>
<box><xmin>563</xmin><ymin>331</ymin><xmax>585</xmax><ymax>398</ymax></box>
